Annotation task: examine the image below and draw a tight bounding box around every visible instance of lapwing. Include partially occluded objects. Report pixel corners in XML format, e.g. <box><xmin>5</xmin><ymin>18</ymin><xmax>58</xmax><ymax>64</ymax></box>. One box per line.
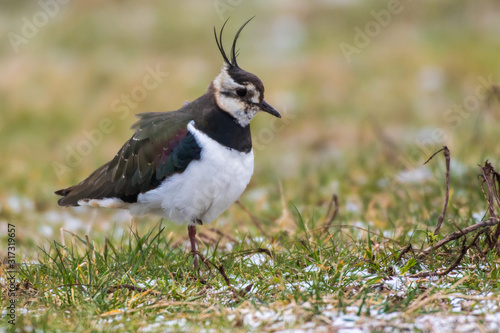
<box><xmin>55</xmin><ymin>19</ymin><xmax>281</xmax><ymax>268</ymax></box>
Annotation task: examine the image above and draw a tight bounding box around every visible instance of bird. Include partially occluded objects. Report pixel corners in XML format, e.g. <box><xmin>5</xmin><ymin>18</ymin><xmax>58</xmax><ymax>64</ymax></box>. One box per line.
<box><xmin>55</xmin><ymin>18</ymin><xmax>281</xmax><ymax>269</ymax></box>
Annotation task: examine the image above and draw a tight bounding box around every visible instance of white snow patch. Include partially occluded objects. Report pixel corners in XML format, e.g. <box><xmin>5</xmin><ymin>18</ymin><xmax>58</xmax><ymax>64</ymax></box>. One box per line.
<box><xmin>247</xmin><ymin>253</ymin><xmax>271</xmax><ymax>266</ymax></box>
<box><xmin>6</xmin><ymin>195</ymin><xmax>35</xmax><ymax>214</ymax></box>
<box><xmin>345</xmin><ymin>199</ymin><xmax>361</xmax><ymax>213</ymax></box>
<box><xmin>472</xmin><ymin>211</ymin><xmax>486</xmax><ymax>223</ymax></box>
<box><xmin>304</xmin><ymin>264</ymin><xmax>320</xmax><ymax>273</ymax></box>
<box><xmin>396</xmin><ymin>166</ymin><xmax>432</xmax><ymax>183</ymax></box>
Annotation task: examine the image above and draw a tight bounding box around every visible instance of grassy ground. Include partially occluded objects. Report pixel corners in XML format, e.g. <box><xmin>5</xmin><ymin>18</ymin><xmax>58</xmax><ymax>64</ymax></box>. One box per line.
<box><xmin>1</xmin><ymin>0</ymin><xmax>500</xmax><ymax>331</ymax></box>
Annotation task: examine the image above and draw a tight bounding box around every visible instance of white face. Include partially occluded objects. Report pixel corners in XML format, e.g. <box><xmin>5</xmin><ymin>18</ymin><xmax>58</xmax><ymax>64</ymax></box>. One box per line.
<box><xmin>213</xmin><ymin>64</ymin><xmax>263</xmax><ymax>127</ymax></box>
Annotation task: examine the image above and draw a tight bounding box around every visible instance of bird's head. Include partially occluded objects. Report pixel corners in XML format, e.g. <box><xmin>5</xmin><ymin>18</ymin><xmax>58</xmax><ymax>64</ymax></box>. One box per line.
<box><xmin>212</xmin><ymin>18</ymin><xmax>281</xmax><ymax>127</ymax></box>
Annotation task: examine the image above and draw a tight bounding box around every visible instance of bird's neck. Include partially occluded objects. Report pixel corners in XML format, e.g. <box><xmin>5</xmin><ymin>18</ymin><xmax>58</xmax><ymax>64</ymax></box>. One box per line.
<box><xmin>195</xmin><ymin>93</ymin><xmax>252</xmax><ymax>153</ymax></box>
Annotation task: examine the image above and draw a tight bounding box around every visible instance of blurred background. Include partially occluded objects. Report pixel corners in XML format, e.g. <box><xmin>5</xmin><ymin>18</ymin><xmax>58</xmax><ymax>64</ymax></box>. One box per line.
<box><xmin>1</xmin><ymin>0</ymin><xmax>499</xmax><ymax>254</ymax></box>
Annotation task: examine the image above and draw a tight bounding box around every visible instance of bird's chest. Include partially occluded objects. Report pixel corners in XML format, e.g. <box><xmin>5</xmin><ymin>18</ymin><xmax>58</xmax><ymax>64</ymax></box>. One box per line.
<box><xmin>150</xmin><ymin>123</ymin><xmax>254</xmax><ymax>224</ymax></box>
<box><xmin>185</xmin><ymin>143</ymin><xmax>254</xmax><ymax>218</ymax></box>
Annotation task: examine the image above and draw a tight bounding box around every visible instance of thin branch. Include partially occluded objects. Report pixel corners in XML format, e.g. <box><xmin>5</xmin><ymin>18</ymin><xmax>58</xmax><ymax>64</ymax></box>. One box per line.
<box><xmin>404</xmin><ymin>277</ymin><xmax>467</xmax><ymax>314</ymax></box>
<box><xmin>192</xmin><ymin>250</ymin><xmax>232</xmax><ymax>290</ymax></box>
<box><xmin>106</xmin><ymin>284</ymin><xmax>160</xmax><ymax>295</ymax></box>
<box><xmin>322</xmin><ymin>194</ymin><xmax>339</xmax><ymax>230</ymax></box>
<box><xmin>423</xmin><ymin>147</ymin><xmax>445</xmax><ymax>165</ymax></box>
<box><xmin>408</xmin><ymin>236</ymin><xmax>467</xmax><ymax>278</ymax></box>
<box><xmin>483</xmin><ymin>162</ymin><xmax>500</xmax><ymax>244</ymax></box>
<box><xmin>222</xmin><ymin>248</ymin><xmax>273</xmax><ymax>260</ymax></box>
<box><xmin>192</xmin><ymin>250</ymin><xmax>254</xmax><ymax>298</ymax></box>
<box><xmin>396</xmin><ymin>244</ymin><xmax>413</xmax><ymax>263</ymax></box>
<box><xmin>479</xmin><ymin>162</ymin><xmax>498</xmax><ymax>220</ymax></box>
<box><xmin>424</xmin><ymin>146</ymin><xmax>450</xmax><ymax>235</ymax></box>
<box><xmin>420</xmin><ymin>218</ymin><xmax>500</xmax><ymax>255</ymax></box>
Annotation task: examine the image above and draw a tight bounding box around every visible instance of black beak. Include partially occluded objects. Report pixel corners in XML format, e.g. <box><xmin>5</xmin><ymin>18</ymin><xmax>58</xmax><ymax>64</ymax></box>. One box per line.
<box><xmin>257</xmin><ymin>100</ymin><xmax>281</xmax><ymax>118</ymax></box>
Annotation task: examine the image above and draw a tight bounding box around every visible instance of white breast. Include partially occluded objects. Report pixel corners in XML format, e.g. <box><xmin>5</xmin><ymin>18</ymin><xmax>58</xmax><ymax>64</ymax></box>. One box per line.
<box><xmin>131</xmin><ymin>121</ymin><xmax>254</xmax><ymax>225</ymax></box>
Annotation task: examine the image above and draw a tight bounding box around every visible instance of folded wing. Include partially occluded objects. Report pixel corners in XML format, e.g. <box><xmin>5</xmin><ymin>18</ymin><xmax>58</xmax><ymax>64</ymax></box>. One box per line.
<box><xmin>55</xmin><ymin>110</ymin><xmax>200</xmax><ymax>206</ymax></box>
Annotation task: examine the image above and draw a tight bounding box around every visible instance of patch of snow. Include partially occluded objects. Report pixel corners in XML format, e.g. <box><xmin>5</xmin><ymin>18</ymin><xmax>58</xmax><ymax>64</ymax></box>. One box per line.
<box><xmin>345</xmin><ymin>200</ymin><xmax>360</xmax><ymax>213</ymax></box>
<box><xmin>414</xmin><ymin>314</ymin><xmax>479</xmax><ymax>333</ymax></box>
<box><xmin>243</xmin><ymin>310</ymin><xmax>278</xmax><ymax>329</ymax></box>
<box><xmin>417</xmin><ymin>66</ymin><xmax>445</xmax><ymax>93</ymax></box>
<box><xmin>38</xmin><ymin>225</ymin><xmax>53</xmax><ymax>237</ymax></box>
<box><xmin>6</xmin><ymin>195</ymin><xmax>35</xmax><ymax>214</ymax></box>
<box><xmin>304</xmin><ymin>264</ymin><xmax>320</xmax><ymax>273</ymax></box>
<box><xmin>382</xmin><ymin>230</ymin><xmax>394</xmax><ymax>238</ymax></box>
<box><xmin>449</xmin><ymin>297</ymin><xmax>463</xmax><ymax>313</ymax></box>
<box><xmin>245</xmin><ymin>188</ymin><xmax>268</xmax><ymax>203</ymax></box>
<box><xmin>285</xmin><ymin>281</ymin><xmax>311</xmax><ymax>291</ymax></box>
<box><xmin>247</xmin><ymin>253</ymin><xmax>270</xmax><ymax>266</ymax></box>
<box><xmin>396</xmin><ymin>166</ymin><xmax>432</xmax><ymax>184</ymax></box>
<box><xmin>472</xmin><ymin>211</ymin><xmax>486</xmax><ymax>223</ymax></box>
<box><xmin>450</xmin><ymin>160</ymin><xmax>468</xmax><ymax>177</ymax></box>
<box><xmin>163</xmin><ymin>318</ymin><xmax>187</xmax><ymax>327</ymax></box>
<box><xmin>485</xmin><ymin>312</ymin><xmax>500</xmax><ymax>331</ymax></box>
<box><xmin>331</xmin><ymin>314</ymin><xmax>359</xmax><ymax>328</ymax></box>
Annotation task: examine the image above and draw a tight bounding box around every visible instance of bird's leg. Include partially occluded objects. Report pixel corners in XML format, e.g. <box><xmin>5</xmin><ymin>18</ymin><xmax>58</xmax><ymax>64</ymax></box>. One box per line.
<box><xmin>188</xmin><ymin>225</ymin><xmax>198</xmax><ymax>269</ymax></box>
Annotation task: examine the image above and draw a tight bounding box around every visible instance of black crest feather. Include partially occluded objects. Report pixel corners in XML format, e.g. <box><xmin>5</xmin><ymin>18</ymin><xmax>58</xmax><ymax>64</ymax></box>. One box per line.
<box><xmin>214</xmin><ymin>17</ymin><xmax>255</xmax><ymax>68</ymax></box>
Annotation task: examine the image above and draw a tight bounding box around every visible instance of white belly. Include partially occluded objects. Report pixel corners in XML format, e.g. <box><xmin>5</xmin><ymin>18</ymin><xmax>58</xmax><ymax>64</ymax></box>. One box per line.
<box><xmin>131</xmin><ymin>121</ymin><xmax>254</xmax><ymax>225</ymax></box>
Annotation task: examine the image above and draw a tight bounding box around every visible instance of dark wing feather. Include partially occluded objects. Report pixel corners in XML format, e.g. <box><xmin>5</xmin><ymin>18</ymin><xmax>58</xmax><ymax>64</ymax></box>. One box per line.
<box><xmin>55</xmin><ymin>109</ymin><xmax>199</xmax><ymax>206</ymax></box>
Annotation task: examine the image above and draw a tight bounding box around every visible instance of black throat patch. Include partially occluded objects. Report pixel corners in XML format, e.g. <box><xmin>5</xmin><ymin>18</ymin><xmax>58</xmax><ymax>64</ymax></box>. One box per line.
<box><xmin>195</xmin><ymin>104</ymin><xmax>252</xmax><ymax>153</ymax></box>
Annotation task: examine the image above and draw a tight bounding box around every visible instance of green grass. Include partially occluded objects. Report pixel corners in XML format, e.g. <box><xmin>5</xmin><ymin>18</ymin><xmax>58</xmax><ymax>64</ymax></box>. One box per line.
<box><xmin>2</xmin><ymin>0</ymin><xmax>500</xmax><ymax>331</ymax></box>
<box><xmin>5</xmin><ymin>202</ymin><xmax>500</xmax><ymax>331</ymax></box>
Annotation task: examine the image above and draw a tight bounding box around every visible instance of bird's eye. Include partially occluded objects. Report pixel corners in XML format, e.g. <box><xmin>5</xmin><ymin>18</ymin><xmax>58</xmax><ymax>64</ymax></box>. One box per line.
<box><xmin>236</xmin><ymin>89</ymin><xmax>247</xmax><ymax>97</ymax></box>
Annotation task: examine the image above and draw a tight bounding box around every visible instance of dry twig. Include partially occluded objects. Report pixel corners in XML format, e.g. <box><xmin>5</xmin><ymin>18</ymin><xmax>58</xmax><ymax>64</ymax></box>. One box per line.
<box><xmin>420</xmin><ymin>218</ymin><xmax>500</xmax><ymax>255</ymax></box>
<box><xmin>479</xmin><ymin>162</ymin><xmax>498</xmax><ymax>220</ymax></box>
<box><xmin>424</xmin><ymin>146</ymin><xmax>450</xmax><ymax>235</ymax></box>
<box><xmin>106</xmin><ymin>284</ymin><xmax>161</xmax><ymax>296</ymax></box>
<box><xmin>404</xmin><ymin>277</ymin><xmax>467</xmax><ymax>314</ymax></box>
<box><xmin>409</xmin><ymin>237</ymin><xmax>468</xmax><ymax>278</ymax></box>
<box><xmin>322</xmin><ymin>193</ymin><xmax>339</xmax><ymax>231</ymax></box>
<box><xmin>222</xmin><ymin>248</ymin><xmax>273</xmax><ymax>261</ymax></box>
<box><xmin>396</xmin><ymin>244</ymin><xmax>413</xmax><ymax>263</ymax></box>
<box><xmin>193</xmin><ymin>250</ymin><xmax>252</xmax><ymax>298</ymax></box>
<box><xmin>479</xmin><ymin>161</ymin><xmax>500</xmax><ymax>245</ymax></box>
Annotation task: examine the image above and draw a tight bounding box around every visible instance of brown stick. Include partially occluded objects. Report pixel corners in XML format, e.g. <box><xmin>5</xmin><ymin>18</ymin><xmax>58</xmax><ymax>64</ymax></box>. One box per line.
<box><xmin>192</xmin><ymin>250</ymin><xmax>253</xmax><ymax>298</ymax></box>
<box><xmin>192</xmin><ymin>250</ymin><xmax>232</xmax><ymax>289</ymax></box>
<box><xmin>424</xmin><ymin>146</ymin><xmax>450</xmax><ymax>236</ymax></box>
<box><xmin>409</xmin><ymin>237</ymin><xmax>468</xmax><ymax>278</ymax></box>
<box><xmin>420</xmin><ymin>218</ymin><xmax>500</xmax><ymax>255</ymax></box>
<box><xmin>491</xmin><ymin>165</ymin><xmax>500</xmax><ymax>210</ymax></box>
<box><xmin>396</xmin><ymin>244</ymin><xmax>413</xmax><ymax>263</ymax></box>
<box><xmin>480</xmin><ymin>162</ymin><xmax>498</xmax><ymax>221</ymax></box>
<box><xmin>322</xmin><ymin>194</ymin><xmax>339</xmax><ymax>230</ymax></box>
<box><xmin>480</xmin><ymin>162</ymin><xmax>500</xmax><ymax>245</ymax></box>
<box><xmin>222</xmin><ymin>248</ymin><xmax>273</xmax><ymax>260</ymax></box>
